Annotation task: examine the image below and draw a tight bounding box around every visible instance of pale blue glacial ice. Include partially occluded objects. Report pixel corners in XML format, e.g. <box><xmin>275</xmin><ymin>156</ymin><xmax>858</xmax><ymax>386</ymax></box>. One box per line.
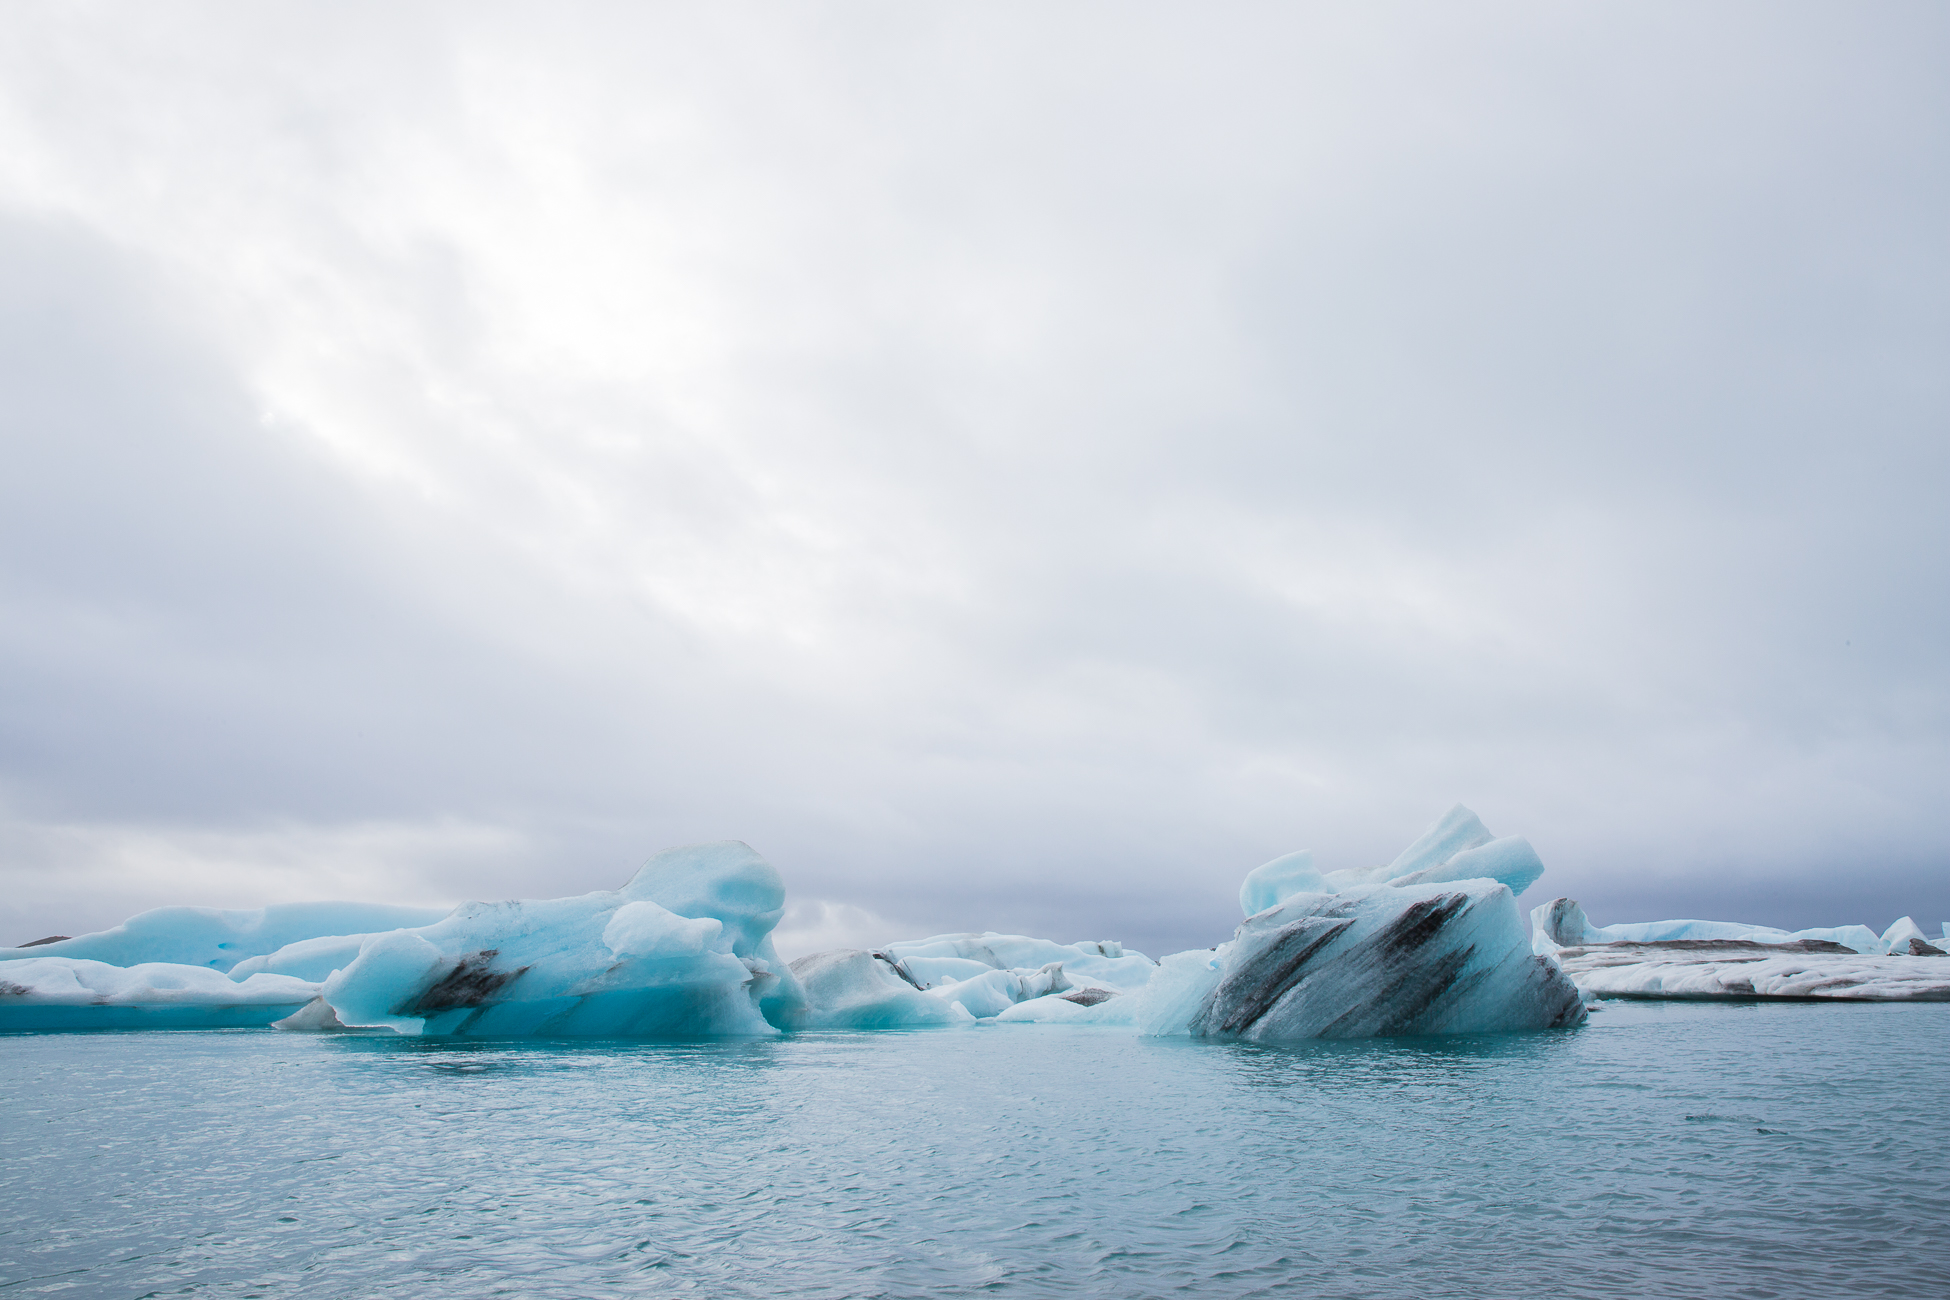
<box><xmin>0</xmin><ymin>900</ymin><xmax>452</xmax><ymax>971</ymax></box>
<box><xmin>4</xmin><ymin>807</ymin><xmax>1586</xmax><ymax>1038</ymax></box>
<box><xmin>318</xmin><ymin>841</ymin><xmax>803</xmax><ymax>1036</ymax></box>
<box><xmin>805</xmin><ymin>805</ymin><xmax>1580</xmax><ymax>1037</ymax></box>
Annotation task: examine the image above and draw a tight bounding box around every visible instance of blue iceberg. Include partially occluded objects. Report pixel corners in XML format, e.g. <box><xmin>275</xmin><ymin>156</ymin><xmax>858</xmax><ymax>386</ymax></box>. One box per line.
<box><xmin>3</xmin><ymin>808</ymin><xmax>1589</xmax><ymax>1040</ymax></box>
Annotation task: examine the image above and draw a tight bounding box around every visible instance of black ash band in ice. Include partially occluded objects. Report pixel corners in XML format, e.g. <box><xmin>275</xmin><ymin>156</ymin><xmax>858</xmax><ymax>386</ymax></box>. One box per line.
<box><xmin>4</xmin><ymin>806</ymin><xmax>1945</xmax><ymax>1035</ymax></box>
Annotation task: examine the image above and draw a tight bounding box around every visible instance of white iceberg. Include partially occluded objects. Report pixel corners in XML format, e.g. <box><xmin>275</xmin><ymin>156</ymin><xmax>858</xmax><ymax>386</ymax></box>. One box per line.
<box><xmin>1532</xmin><ymin>899</ymin><xmax>1950</xmax><ymax>1001</ymax></box>
<box><xmin>1530</xmin><ymin>897</ymin><xmax>1912</xmax><ymax>958</ymax></box>
<box><xmin>1553</xmin><ymin>944</ymin><xmax>1950</xmax><ymax>1001</ymax></box>
<box><xmin>786</xmin><ymin>934</ymin><xmax>1156</xmax><ymax>1029</ymax></box>
<box><xmin>0</xmin><ymin>901</ymin><xmax>452</xmax><ymax>972</ymax></box>
<box><xmin>0</xmin><ymin>957</ymin><xmax>319</xmax><ymax>1030</ymax></box>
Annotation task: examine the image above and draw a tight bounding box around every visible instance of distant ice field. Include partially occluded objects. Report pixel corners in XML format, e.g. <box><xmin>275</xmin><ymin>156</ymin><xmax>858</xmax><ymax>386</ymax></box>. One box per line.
<box><xmin>4</xmin><ymin>1003</ymin><xmax>1947</xmax><ymax>1299</ymax></box>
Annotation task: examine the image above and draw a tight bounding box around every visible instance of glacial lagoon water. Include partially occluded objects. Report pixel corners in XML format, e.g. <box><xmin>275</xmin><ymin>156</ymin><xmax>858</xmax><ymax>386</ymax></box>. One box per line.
<box><xmin>4</xmin><ymin>1001</ymin><xmax>1947</xmax><ymax>1299</ymax></box>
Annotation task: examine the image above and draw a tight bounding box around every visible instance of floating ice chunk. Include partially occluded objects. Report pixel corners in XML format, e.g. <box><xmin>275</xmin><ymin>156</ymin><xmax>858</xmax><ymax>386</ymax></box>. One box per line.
<box><xmin>1554</xmin><ymin>943</ymin><xmax>1950</xmax><ymax>1000</ymax></box>
<box><xmin>0</xmin><ymin>901</ymin><xmax>453</xmax><ymax>972</ymax></box>
<box><xmin>790</xmin><ymin>932</ymin><xmax>1155</xmax><ymax>1027</ymax></box>
<box><xmin>315</xmin><ymin>841</ymin><xmax>801</xmax><ymax>1037</ymax></box>
<box><xmin>1193</xmin><ymin>879</ymin><xmax>1586</xmax><ymax>1041</ymax></box>
<box><xmin>1239</xmin><ymin>851</ymin><xmax>1327</xmax><ymax>917</ymax></box>
<box><xmin>997</xmin><ymin>947</ymin><xmax>1222</xmax><ymax>1034</ymax></box>
<box><xmin>784</xmin><ymin>949</ymin><xmax>974</xmax><ymax>1029</ymax></box>
<box><xmin>1529</xmin><ymin>898</ymin><xmax>1883</xmax><ymax>956</ymax></box>
<box><xmin>0</xmin><ymin>957</ymin><xmax>318</xmax><ymax>1030</ymax></box>
<box><xmin>879</xmin><ymin>933</ymin><xmax>1155</xmax><ymax>992</ymax></box>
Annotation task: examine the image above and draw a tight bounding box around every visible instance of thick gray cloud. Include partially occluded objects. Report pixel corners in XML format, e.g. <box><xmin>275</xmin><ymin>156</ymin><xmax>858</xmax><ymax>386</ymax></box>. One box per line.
<box><xmin>1</xmin><ymin>2</ymin><xmax>1945</xmax><ymax>956</ymax></box>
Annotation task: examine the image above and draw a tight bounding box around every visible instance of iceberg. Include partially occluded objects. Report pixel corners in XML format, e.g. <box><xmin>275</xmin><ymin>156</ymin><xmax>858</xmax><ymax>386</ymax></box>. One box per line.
<box><xmin>316</xmin><ymin>841</ymin><xmax>802</xmax><ymax>1037</ymax></box>
<box><xmin>787</xmin><ymin>933</ymin><xmax>1159</xmax><ymax>1029</ymax></box>
<box><xmin>1188</xmin><ymin>878</ymin><xmax>1585</xmax><ymax>1040</ymax></box>
<box><xmin>0</xmin><ymin>901</ymin><xmax>452</xmax><ymax>972</ymax></box>
<box><xmin>2</xmin><ymin>808</ymin><xmax>1597</xmax><ymax>1041</ymax></box>
<box><xmin>784</xmin><ymin>949</ymin><xmax>976</xmax><ymax>1029</ymax></box>
<box><xmin>791</xmin><ymin>806</ymin><xmax>1584</xmax><ymax>1040</ymax></box>
<box><xmin>1532</xmin><ymin>897</ymin><xmax>1901</xmax><ymax>958</ymax></box>
<box><xmin>1533</xmin><ymin>899</ymin><xmax>1950</xmax><ymax>1001</ymax></box>
<box><xmin>0</xmin><ymin>958</ymin><xmax>318</xmax><ymax>1030</ymax></box>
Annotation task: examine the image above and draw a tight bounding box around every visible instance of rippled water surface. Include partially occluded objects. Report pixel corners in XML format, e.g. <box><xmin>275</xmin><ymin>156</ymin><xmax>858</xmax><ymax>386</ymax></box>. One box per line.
<box><xmin>4</xmin><ymin>1001</ymin><xmax>1948</xmax><ymax>1299</ymax></box>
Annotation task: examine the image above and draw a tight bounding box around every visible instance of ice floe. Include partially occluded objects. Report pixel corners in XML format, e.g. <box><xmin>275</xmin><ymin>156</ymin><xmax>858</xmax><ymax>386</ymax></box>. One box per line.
<box><xmin>1533</xmin><ymin>899</ymin><xmax>1950</xmax><ymax>1001</ymax></box>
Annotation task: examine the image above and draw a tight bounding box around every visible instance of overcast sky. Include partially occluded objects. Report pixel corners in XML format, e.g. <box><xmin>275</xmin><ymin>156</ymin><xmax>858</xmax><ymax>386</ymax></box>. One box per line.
<box><xmin>2</xmin><ymin>2</ymin><xmax>1945</xmax><ymax>958</ymax></box>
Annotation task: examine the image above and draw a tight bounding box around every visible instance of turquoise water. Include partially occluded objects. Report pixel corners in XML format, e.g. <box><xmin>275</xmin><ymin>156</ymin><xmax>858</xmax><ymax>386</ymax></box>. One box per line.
<box><xmin>3</xmin><ymin>1001</ymin><xmax>1947</xmax><ymax>1299</ymax></box>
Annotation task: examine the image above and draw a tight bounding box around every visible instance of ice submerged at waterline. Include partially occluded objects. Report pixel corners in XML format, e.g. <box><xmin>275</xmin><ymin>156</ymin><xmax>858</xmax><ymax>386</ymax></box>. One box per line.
<box><xmin>0</xmin><ymin>807</ymin><xmax>1587</xmax><ymax>1039</ymax></box>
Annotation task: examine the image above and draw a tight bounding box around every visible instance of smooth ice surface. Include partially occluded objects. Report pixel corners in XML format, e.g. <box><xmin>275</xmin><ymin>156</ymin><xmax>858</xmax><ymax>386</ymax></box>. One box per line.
<box><xmin>5</xmin><ymin>1004</ymin><xmax>1948</xmax><ymax>1300</ymax></box>
<box><xmin>229</xmin><ymin>934</ymin><xmax>373</xmax><ymax>982</ymax></box>
<box><xmin>0</xmin><ymin>901</ymin><xmax>452</xmax><ymax>972</ymax></box>
<box><xmin>1238</xmin><ymin>850</ymin><xmax>1326</xmax><ymax>916</ymax></box>
<box><xmin>0</xmin><ymin>958</ymin><xmax>317</xmax><ymax>1030</ymax></box>
<box><xmin>1381</xmin><ymin>802</ymin><xmax>1496</xmax><ymax>879</ymax></box>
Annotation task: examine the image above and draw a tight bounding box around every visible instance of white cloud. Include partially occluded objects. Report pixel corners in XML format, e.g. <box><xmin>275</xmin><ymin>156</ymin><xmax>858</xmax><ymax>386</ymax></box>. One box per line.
<box><xmin>0</xmin><ymin>3</ymin><xmax>1945</xmax><ymax>952</ymax></box>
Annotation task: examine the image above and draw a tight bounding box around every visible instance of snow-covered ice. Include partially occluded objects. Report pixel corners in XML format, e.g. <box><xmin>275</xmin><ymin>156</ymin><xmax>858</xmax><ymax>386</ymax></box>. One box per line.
<box><xmin>1532</xmin><ymin>898</ymin><xmax>1948</xmax><ymax>959</ymax></box>
<box><xmin>1532</xmin><ymin>899</ymin><xmax>1950</xmax><ymax>1001</ymax></box>
<box><xmin>1530</xmin><ymin>897</ymin><xmax>1888</xmax><ymax>956</ymax></box>
<box><xmin>1554</xmin><ymin>943</ymin><xmax>1950</xmax><ymax>1001</ymax></box>
<box><xmin>0</xmin><ymin>958</ymin><xmax>319</xmax><ymax>1030</ymax></box>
